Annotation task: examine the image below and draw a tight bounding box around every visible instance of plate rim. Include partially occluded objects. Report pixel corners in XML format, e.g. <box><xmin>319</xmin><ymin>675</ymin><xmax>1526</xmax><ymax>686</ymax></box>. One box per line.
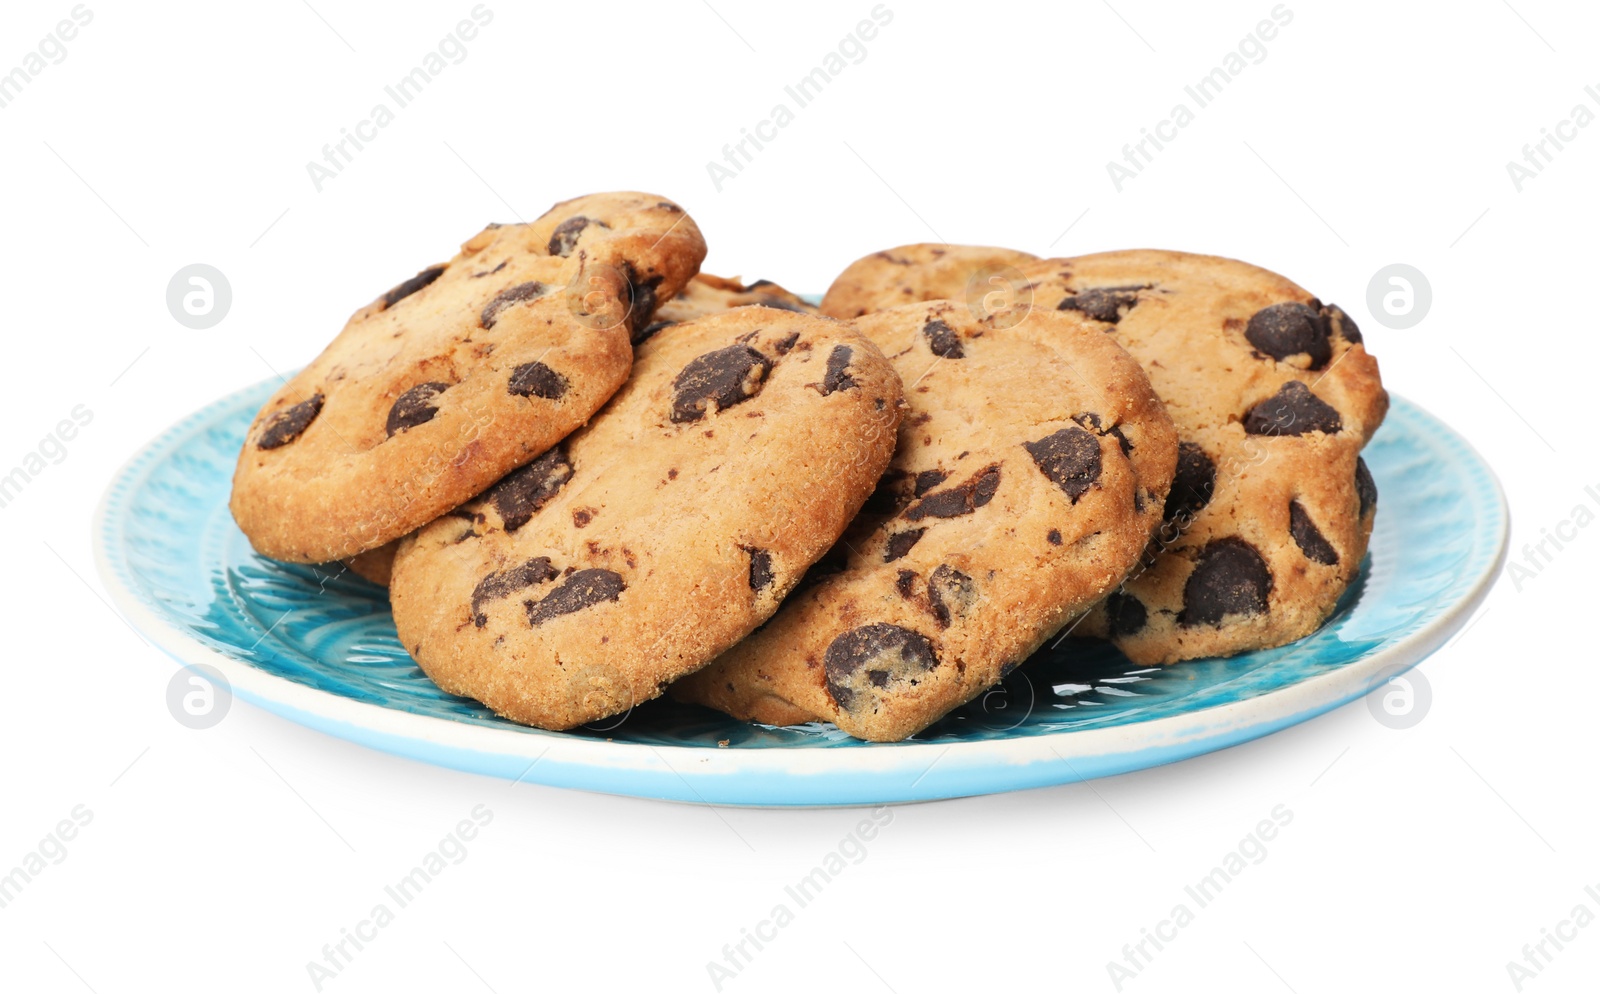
<box><xmin>93</xmin><ymin>381</ymin><xmax>1509</xmax><ymax>806</ymax></box>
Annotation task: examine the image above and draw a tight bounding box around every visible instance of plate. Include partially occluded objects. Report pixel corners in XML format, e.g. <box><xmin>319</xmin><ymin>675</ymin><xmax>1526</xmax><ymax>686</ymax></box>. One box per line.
<box><xmin>95</xmin><ymin>380</ymin><xmax>1507</xmax><ymax>807</ymax></box>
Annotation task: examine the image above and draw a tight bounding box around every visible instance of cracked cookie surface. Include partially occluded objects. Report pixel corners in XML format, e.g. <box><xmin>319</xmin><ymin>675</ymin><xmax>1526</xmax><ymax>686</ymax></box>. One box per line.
<box><xmin>819</xmin><ymin>243</ymin><xmax>1040</xmax><ymax>319</ymax></box>
<box><xmin>230</xmin><ymin>192</ymin><xmax>706</xmax><ymax>564</ymax></box>
<box><xmin>389</xmin><ymin>307</ymin><xmax>903</xmax><ymax>731</ymax></box>
<box><xmin>1011</xmin><ymin>250</ymin><xmax>1387</xmax><ymax>662</ymax></box>
<box><xmin>672</xmin><ymin>301</ymin><xmax>1177</xmax><ymax>741</ymax></box>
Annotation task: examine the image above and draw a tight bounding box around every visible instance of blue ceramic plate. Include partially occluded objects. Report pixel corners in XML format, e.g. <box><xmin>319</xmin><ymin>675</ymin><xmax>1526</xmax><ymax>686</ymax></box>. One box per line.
<box><xmin>96</xmin><ymin>380</ymin><xmax>1507</xmax><ymax>806</ymax></box>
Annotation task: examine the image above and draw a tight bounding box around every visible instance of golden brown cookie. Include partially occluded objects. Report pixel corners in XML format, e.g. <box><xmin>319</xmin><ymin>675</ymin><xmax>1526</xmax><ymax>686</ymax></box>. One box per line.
<box><xmin>643</xmin><ymin>273</ymin><xmax>816</xmax><ymax>338</ymax></box>
<box><xmin>819</xmin><ymin>243</ymin><xmax>1040</xmax><ymax>319</ymax></box>
<box><xmin>389</xmin><ymin>308</ymin><xmax>903</xmax><ymax>731</ymax></box>
<box><xmin>1011</xmin><ymin>251</ymin><xmax>1387</xmax><ymax>663</ymax></box>
<box><xmin>343</xmin><ymin>544</ymin><xmax>396</xmax><ymax>586</ymax></box>
<box><xmin>672</xmin><ymin>301</ymin><xmax>1177</xmax><ymax>741</ymax></box>
<box><xmin>229</xmin><ymin>192</ymin><xmax>706</xmax><ymax>564</ymax></box>
<box><xmin>327</xmin><ymin>276</ymin><xmax>819</xmax><ymax>590</ymax></box>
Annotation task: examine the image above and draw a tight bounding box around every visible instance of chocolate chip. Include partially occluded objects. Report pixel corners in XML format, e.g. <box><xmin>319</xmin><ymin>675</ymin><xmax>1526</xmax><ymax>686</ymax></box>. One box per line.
<box><xmin>547</xmin><ymin>216</ymin><xmax>600</xmax><ymax>257</ymax></box>
<box><xmin>895</xmin><ymin>569</ymin><xmax>918</xmax><ymax>598</ymax></box>
<box><xmin>382</xmin><ymin>266</ymin><xmax>445</xmax><ymax>309</ymax></box>
<box><xmin>821</xmin><ymin>345</ymin><xmax>856</xmax><ymax>395</ymax></box>
<box><xmin>1180</xmin><ymin>538</ymin><xmax>1272</xmax><ymax>627</ymax></box>
<box><xmin>481</xmin><ymin>282</ymin><xmax>547</xmax><ymax>329</ymax></box>
<box><xmin>1355</xmin><ymin>457</ymin><xmax>1377</xmax><ymax>517</ymax></box>
<box><xmin>670</xmin><ymin>345</ymin><xmax>772</xmax><ymax>423</ymax></box>
<box><xmin>904</xmin><ymin>465</ymin><xmax>1001</xmax><ymax>521</ymax></box>
<box><xmin>773</xmin><ymin>332</ymin><xmax>801</xmax><ymax>354</ymax></box>
<box><xmin>1048</xmin><ymin>529</ymin><xmax>1062</xmax><ymax>545</ymax></box>
<box><xmin>1057</xmin><ymin>284</ymin><xmax>1146</xmax><ymax>323</ymax></box>
<box><xmin>1245</xmin><ymin>302</ymin><xmax>1332</xmax><ymax>369</ymax></box>
<box><xmin>1073</xmin><ymin>412</ymin><xmax>1133</xmax><ymax>456</ymax></box>
<box><xmin>824</xmin><ymin>623</ymin><xmax>938</xmax><ymax>711</ymax></box>
<box><xmin>1289</xmin><ymin>500</ymin><xmax>1339</xmax><ymax>565</ymax></box>
<box><xmin>385</xmin><ymin>382</ymin><xmax>450</xmax><ymax>437</ymax></box>
<box><xmin>746</xmin><ymin>547</ymin><xmax>774</xmax><ymax>592</ymax></box>
<box><xmin>483</xmin><ymin>446</ymin><xmax>573</xmax><ymax>531</ymax></box>
<box><xmin>922</xmin><ymin>319</ymin><xmax>963</xmax><ymax>358</ymax></box>
<box><xmin>1325</xmin><ymin>303</ymin><xmax>1362</xmax><ymax>344</ymax></box>
<box><xmin>1024</xmin><ymin>427</ymin><xmax>1101</xmax><ymax>501</ymax></box>
<box><xmin>913</xmin><ymin>469</ymin><xmax>948</xmax><ymax>496</ymax></box>
<box><xmin>258</xmin><ymin>394</ymin><xmax>324</xmax><ymax>449</ymax></box>
<box><xmin>626</xmin><ymin>271</ymin><xmax>664</xmax><ymax>342</ymax></box>
<box><xmin>637</xmin><ymin>319</ymin><xmax>674</xmax><ymax>344</ymax></box>
<box><xmin>1164</xmin><ymin>442</ymin><xmax>1216</xmax><ymax>523</ymax></box>
<box><xmin>927</xmin><ymin>564</ymin><xmax>975</xmax><ymax>628</ymax></box>
<box><xmin>508</xmin><ymin>361</ymin><xmax>569</xmax><ymax>400</ymax></box>
<box><xmin>1106</xmin><ymin>590</ymin><xmax>1147</xmax><ymax>636</ymax></box>
<box><xmin>883</xmin><ymin>528</ymin><xmax>927</xmax><ymax>562</ymax></box>
<box><xmin>525</xmin><ymin>568</ymin><xmax>624</xmax><ymax>626</ymax></box>
<box><xmin>471</xmin><ymin>557</ymin><xmax>557</xmax><ymax>627</ymax></box>
<box><xmin>1243</xmin><ymin>381</ymin><xmax>1343</xmax><ymax>436</ymax></box>
<box><xmin>1110</xmin><ymin>427</ymin><xmax>1132</xmax><ymax>456</ymax></box>
<box><xmin>572</xmin><ymin>508</ymin><xmax>593</xmax><ymax>527</ymax></box>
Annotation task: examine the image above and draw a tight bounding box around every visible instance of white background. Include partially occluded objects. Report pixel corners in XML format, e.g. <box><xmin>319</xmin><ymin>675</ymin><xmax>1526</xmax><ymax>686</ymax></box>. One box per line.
<box><xmin>2</xmin><ymin>0</ymin><xmax>1597</xmax><ymax>991</ymax></box>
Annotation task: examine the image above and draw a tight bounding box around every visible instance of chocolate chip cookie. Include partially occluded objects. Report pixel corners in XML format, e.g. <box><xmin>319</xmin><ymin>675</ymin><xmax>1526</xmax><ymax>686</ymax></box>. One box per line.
<box><xmin>819</xmin><ymin>243</ymin><xmax>1040</xmax><ymax>319</ymax></box>
<box><xmin>389</xmin><ymin>308</ymin><xmax>903</xmax><ymax>731</ymax></box>
<box><xmin>331</xmin><ymin>274</ymin><xmax>820</xmax><ymax>589</ymax></box>
<box><xmin>672</xmin><ymin>301</ymin><xmax>1178</xmax><ymax>741</ymax></box>
<box><xmin>1010</xmin><ymin>250</ymin><xmax>1387</xmax><ymax>662</ymax></box>
<box><xmin>230</xmin><ymin>192</ymin><xmax>707</xmax><ymax>564</ymax></box>
<box><xmin>641</xmin><ymin>273</ymin><xmax>816</xmax><ymax>342</ymax></box>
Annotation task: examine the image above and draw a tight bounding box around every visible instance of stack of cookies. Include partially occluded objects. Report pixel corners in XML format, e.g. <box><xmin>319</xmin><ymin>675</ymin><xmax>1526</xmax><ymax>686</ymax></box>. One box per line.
<box><xmin>230</xmin><ymin>193</ymin><xmax>1387</xmax><ymax>743</ymax></box>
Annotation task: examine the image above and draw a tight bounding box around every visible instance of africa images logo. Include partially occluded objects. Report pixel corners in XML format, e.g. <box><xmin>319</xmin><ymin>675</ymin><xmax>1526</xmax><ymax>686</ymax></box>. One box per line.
<box><xmin>705</xmin><ymin>5</ymin><xmax>895</xmax><ymax>192</ymax></box>
<box><xmin>1105</xmin><ymin>5</ymin><xmax>1294</xmax><ymax>191</ymax></box>
<box><xmin>1505</xmin><ymin>85</ymin><xmax>1600</xmax><ymax>193</ymax></box>
<box><xmin>0</xmin><ymin>5</ymin><xmax>95</xmax><ymax>112</ymax></box>
<box><xmin>1106</xmin><ymin>805</ymin><xmax>1294</xmax><ymax>989</ymax></box>
<box><xmin>304</xmin><ymin>806</ymin><xmax>495</xmax><ymax>990</ymax></box>
<box><xmin>304</xmin><ymin>6</ymin><xmax>496</xmax><ymax>192</ymax></box>
<box><xmin>706</xmin><ymin>807</ymin><xmax>894</xmax><ymax>990</ymax></box>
